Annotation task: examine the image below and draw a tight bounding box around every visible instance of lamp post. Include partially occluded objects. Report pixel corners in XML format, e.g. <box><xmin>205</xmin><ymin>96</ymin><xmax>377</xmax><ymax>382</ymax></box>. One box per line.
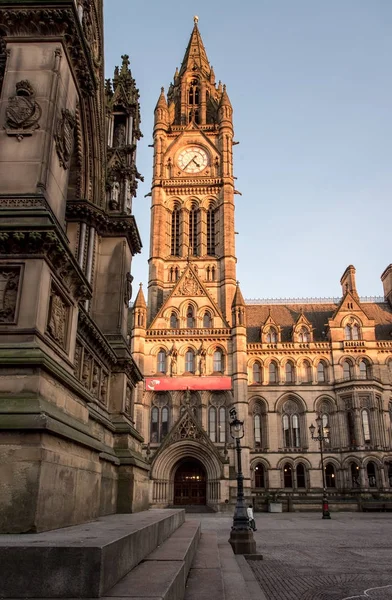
<box><xmin>228</xmin><ymin>407</ymin><xmax>256</xmax><ymax>555</ymax></box>
<box><xmin>309</xmin><ymin>416</ymin><xmax>331</xmax><ymax>519</ymax></box>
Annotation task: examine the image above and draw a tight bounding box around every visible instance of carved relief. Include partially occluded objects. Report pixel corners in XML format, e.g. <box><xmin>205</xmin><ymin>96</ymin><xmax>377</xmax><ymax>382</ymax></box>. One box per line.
<box><xmin>5</xmin><ymin>80</ymin><xmax>41</xmax><ymax>140</ymax></box>
<box><xmin>0</xmin><ymin>267</ymin><xmax>20</xmax><ymax>323</ymax></box>
<box><xmin>54</xmin><ymin>109</ymin><xmax>76</xmax><ymax>169</ymax></box>
<box><xmin>100</xmin><ymin>373</ymin><xmax>108</xmax><ymax>404</ymax></box>
<box><xmin>125</xmin><ymin>386</ymin><xmax>132</xmax><ymax>413</ymax></box>
<box><xmin>82</xmin><ymin>352</ymin><xmax>91</xmax><ymax>388</ymax></box>
<box><xmin>47</xmin><ymin>287</ymin><xmax>68</xmax><ymax>349</ymax></box>
<box><xmin>175</xmin><ymin>272</ymin><xmax>202</xmax><ymax>296</ymax></box>
<box><xmin>124</xmin><ymin>272</ymin><xmax>133</xmax><ymax>305</ymax></box>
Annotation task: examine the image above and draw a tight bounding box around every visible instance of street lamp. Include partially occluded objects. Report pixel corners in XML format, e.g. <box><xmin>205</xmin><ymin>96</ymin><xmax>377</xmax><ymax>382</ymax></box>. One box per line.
<box><xmin>309</xmin><ymin>415</ymin><xmax>331</xmax><ymax>519</ymax></box>
<box><xmin>228</xmin><ymin>407</ymin><xmax>256</xmax><ymax>555</ymax></box>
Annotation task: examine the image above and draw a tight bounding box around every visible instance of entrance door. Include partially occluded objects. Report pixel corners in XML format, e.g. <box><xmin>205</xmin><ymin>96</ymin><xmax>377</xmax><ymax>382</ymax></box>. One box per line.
<box><xmin>173</xmin><ymin>459</ymin><xmax>207</xmax><ymax>505</ymax></box>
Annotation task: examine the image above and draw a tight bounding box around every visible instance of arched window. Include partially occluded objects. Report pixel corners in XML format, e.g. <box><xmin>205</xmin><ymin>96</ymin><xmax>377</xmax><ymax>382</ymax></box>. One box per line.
<box><xmin>203</xmin><ymin>311</ymin><xmax>212</xmax><ymax>328</ymax></box>
<box><xmin>284</xmin><ymin>464</ymin><xmax>293</xmax><ymax>488</ymax></box>
<box><xmin>189</xmin><ymin>205</ymin><xmax>199</xmax><ymax>256</ymax></box>
<box><xmin>254</xmin><ymin>463</ymin><xmax>265</xmax><ymax>488</ymax></box>
<box><xmin>207</xmin><ymin>206</ymin><xmax>215</xmax><ymax>256</ymax></box>
<box><xmin>218</xmin><ymin>406</ymin><xmax>226</xmax><ymax>442</ymax></box>
<box><xmin>351</xmin><ymin>463</ymin><xmax>360</xmax><ymax>487</ymax></box>
<box><xmin>161</xmin><ymin>407</ymin><xmax>169</xmax><ymax>440</ymax></box>
<box><xmin>157</xmin><ymin>349</ymin><xmax>166</xmax><ymax>373</ymax></box>
<box><xmin>150</xmin><ymin>404</ymin><xmax>170</xmax><ymax>443</ymax></box>
<box><xmin>282</xmin><ymin>412</ymin><xmax>301</xmax><ymax>448</ymax></box>
<box><xmin>296</xmin><ymin>464</ymin><xmax>306</xmax><ymax>488</ymax></box>
<box><xmin>325</xmin><ymin>463</ymin><xmax>336</xmax><ymax>488</ymax></box>
<box><xmin>285</xmin><ymin>361</ymin><xmax>294</xmax><ymax>383</ymax></box>
<box><xmin>185</xmin><ymin>349</ymin><xmax>195</xmax><ymax>373</ymax></box>
<box><xmin>359</xmin><ymin>359</ymin><xmax>371</xmax><ymax>380</ymax></box>
<box><xmin>347</xmin><ymin>411</ymin><xmax>356</xmax><ymax>446</ymax></box>
<box><xmin>367</xmin><ymin>462</ymin><xmax>377</xmax><ymax>488</ymax></box>
<box><xmin>345</xmin><ymin>320</ymin><xmax>361</xmax><ymax>341</ymax></box>
<box><xmin>266</xmin><ymin>328</ymin><xmax>277</xmax><ymax>343</ymax></box>
<box><xmin>344</xmin><ymin>325</ymin><xmax>351</xmax><ymax>340</ymax></box>
<box><xmin>213</xmin><ymin>349</ymin><xmax>224</xmax><ymax>372</ymax></box>
<box><xmin>208</xmin><ymin>407</ymin><xmax>216</xmax><ymax>442</ymax></box>
<box><xmin>254</xmin><ymin>414</ymin><xmax>262</xmax><ymax>448</ymax></box>
<box><xmin>171</xmin><ymin>206</ymin><xmax>180</xmax><ymax>256</ymax></box>
<box><xmin>186</xmin><ymin>305</ymin><xmax>195</xmax><ymax>328</ymax></box>
<box><xmin>298</xmin><ymin>327</ymin><xmax>310</xmax><ymax>343</ymax></box>
<box><xmin>188</xmin><ymin>79</ymin><xmax>199</xmax><ymax>105</ymax></box>
<box><xmin>343</xmin><ymin>360</ymin><xmax>352</xmax><ymax>381</ymax></box>
<box><xmin>303</xmin><ymin>360</ymin><xmax>312</xmax><ymax>383</ymax></box>
<box><xmin>269</xmin><ymin>362</ymin><xmax>278</xmax><ymax>384</ymax></box>
<box><xmin>252</xmin><ymin>361</ymin><xmax>262</xmax><ymax>384</ymax></box>
<box><xmin>170</xmin><ymin>312</ymin><xmax>179</xmax><ymax>329</ymax></box>
<box><xmin>322</xmin><ymin>413</ymin><xmax>331</xmax><ymax>448</ymax></box>
<box><xmin>362</xmin><ymin>409</ymin><xmax>371</xmax><ymax>444</ymax></box>
<box><xmin>352</xmin><ymin>324</ymin><xmax>360</xmax><ymax>340</ymax></box>
<box><xmin>150</xmin><ymin>406</ymin><xmax>159</xmax><ymax>443</ymax></box>
<box><xmin>317</xmin><ymin>361</ymin><xmax>326</xmax><ymax>383</ymax></box>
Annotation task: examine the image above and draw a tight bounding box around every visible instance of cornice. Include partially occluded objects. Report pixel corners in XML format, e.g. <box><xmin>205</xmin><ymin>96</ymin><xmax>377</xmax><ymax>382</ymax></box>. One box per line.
<box><xmin>66</xmin><ymin>199</ymin><xmax>142</xmax><ymax>255</ymax></box>
<box><xmin>0</xmin><ymin>2</ymin><xmax>97</xmax><ymax>96</ymax></box>
<box><xmin>0</xmin><ymin>226</ymin><xmax>91</xmax><ymax>301</ymax></box>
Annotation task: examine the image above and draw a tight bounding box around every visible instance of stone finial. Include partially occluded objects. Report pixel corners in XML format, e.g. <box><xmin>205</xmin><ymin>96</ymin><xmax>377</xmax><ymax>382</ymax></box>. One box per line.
<box><xmin>194</xmin><ymin>15</ymin><xmax>199</xmax><ymax>24</ymax></box>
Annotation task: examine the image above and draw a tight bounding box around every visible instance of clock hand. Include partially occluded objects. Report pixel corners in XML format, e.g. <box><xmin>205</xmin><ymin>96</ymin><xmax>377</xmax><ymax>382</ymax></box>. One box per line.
<box><xmin>183</xmin><ymin>156</ymin><xmax>196</xmax><ymax>170</ymax></box>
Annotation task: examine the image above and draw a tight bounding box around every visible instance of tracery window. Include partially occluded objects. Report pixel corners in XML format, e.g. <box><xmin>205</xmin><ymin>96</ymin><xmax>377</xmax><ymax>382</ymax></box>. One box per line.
<box><xmin>189</xmin><ymin>204</ymin><xmax>199</xmax><ymax>256</ymax></box>
<box><xmin>157</xmin><ymin>349</ymin><xmax>167</xmax><ymax>373</ymax></box>
<box><xmin>343</xmin><ymin>360</ymin><xmax>352</xmax><ymax>381</ymax></box>
<box><xmin>252</xmin><ymin>361</ymin><xmax>262</xmax><ymax>384</ymax></box>
<box><xmin>150</xmin><ymin>404</ymin><xmax>170</xmax><ymax>443</ymax></box>
<box><xmin>325</xmin><ymin>463</ymin><xmax>336</xmax><ymax>488</ymax></box>
<box><xmin>203</xmin><ymin>311</ymin><xmax>212</xmax><ymax>328</ymax></box>
<box><xmin>359</xmin><ymin>359</ymin><xmax>371</xmax><ymax>380</ymax></box>
<box><xmin>345</xmin><ymin>320</ymin><xmax>361</xmax><ymax>341</ymax></box>
<box><xmin>282</xmin><ymin>412</ymin><xmax>301</xmax><ymax>448</ymax></box>
<box><xmin>254</xmin><ymin>463</ymin><xmax>265</xmax><ymax>488</ymax></box>
<box><xmin>317</xmin><ymin>361</ymin><xmax>327</xmax><ymax>383</ymax></box>
<box><xmin>171</xmin><ymin>205</ymin><xmax>180</xmax><ymax>256</ymax></box>
<box><xmin>207</xmin><ymin>206</ymin><xmax>216</xmax><ymax>256</ymax></box>
<box><xmin>254</xmin><ymin>414</ymin><xmax>262</xmax><ymax>448</ymax></box>
<box><xmin>208</xmin><ymin>405</ymin><xmax>226</xmax><ymax>443</ymax></box>
<box><xmin>298</xmin><ymin>327</ymin><xmax>310</xmax><ymax>342</ymax></box>
<box><xmin>185</xmin><ymin>349</ymin><xmax>196</xmax><ymax>373</ymax></box>
<box><xmin>268</xmin><ymin>361</ymin><xmax>278</xmax><ymax>384</ymax></box>
<box><xmin>362</xmin><ymin>409</ymin><xmax>371</xmax><ymax>444</ymax></box>
<box><xmin>213</xmin><ymin>349</ymin><xmax>224</xmax><ymax>373</ymax></box>
<box><xmin>266</xmin><ymin>328</ymin><xmax>278</xmax><ymax>343</ymax></box>
<box><xmin>170</xmin><ymin>311</ymin><xmax>179</xmax><ymax>329</ymax></box>
<box><xmin>188</xmin><ymin>79</ymin><xmax>199</xmax><ymax>105</ymax></box>
<box><xmin>285</xmin><ymin>361</ymin><xmax>295</xmax><ymax>384</ymax></box>
<box><xmin>186</xmin><ymin>305</ymin><xmax>195</xmax><ymax>328</ymax></box>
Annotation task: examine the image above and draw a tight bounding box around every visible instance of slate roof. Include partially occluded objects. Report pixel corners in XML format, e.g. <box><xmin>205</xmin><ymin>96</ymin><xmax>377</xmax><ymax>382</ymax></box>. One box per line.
<box><xmin>245</xmin><ymin>302</ymin><xmax>392</xmax><ymax>343</ymax></box>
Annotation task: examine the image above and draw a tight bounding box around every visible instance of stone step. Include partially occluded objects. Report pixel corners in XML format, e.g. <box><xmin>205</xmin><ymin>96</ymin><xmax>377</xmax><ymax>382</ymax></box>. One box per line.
<box><xmin>0</xmin><ymin>509</ymin><xmax>185</xmax><ymax>598</ymax></box>
<box><xmin>103</xmin><ymin>520</ymin><xmax>201</xmax><ymax>600</ymax></box>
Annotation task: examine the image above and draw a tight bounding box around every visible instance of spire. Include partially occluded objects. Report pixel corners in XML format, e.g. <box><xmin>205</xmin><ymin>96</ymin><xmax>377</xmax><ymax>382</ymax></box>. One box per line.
<box><xmin>155</xmin><ymin>87</ymin><xmax>168</xmax><ymax>111</ymax></box>
<box><xmin>179</xmin><ymin>17</ymin><xmax>211</xmax><ymax>77</ymax></box>
<box><xmin>340</xmin><ymin>265</ymin><xmax>359</xmax><ymax>301</ymax></box>
<box><xmin>134</xmin><ymin>283</ymin><xmax>146</xmax><ymax>309</ymax></box>
<box><xmin>232</xmin><ymin>281</ymin><xmax>246</xmax><ymax>308</ymax></box>
<box><xmin>219</xmin><ymin>84</ymin><xmax>232</xmax><ymax>109</ymax></box>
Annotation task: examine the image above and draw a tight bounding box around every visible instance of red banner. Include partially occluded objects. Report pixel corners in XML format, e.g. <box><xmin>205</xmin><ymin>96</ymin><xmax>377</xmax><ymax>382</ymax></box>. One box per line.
<box><xmin>145</xmin><ymin>376</ymin><xmax>232</xmax><ymax>392</ymax></box>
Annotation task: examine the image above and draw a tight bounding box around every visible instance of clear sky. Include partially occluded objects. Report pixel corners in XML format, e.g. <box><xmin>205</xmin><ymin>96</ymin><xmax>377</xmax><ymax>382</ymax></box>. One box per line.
<box><xmin>104</xmin><ymin>1</ymin><xmax>392</xmax><ymax>301</ymax></box>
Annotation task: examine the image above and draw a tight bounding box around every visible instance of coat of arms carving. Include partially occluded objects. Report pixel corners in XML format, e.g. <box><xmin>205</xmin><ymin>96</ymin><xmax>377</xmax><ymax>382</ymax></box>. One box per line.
<box><xmin>47</xmin><ymin>288</ymin><xmax>68</xmax><ymax>348</ymax></box>
<box><xmin>0</xmin><ymin>267</ymin><xmax>20</xmax><ymax>323</ymax></box>
<box><xmin>5</xmin><ymin>80</ymin><xmax>41</xmax><ymax>140</ymax></box>
<box><xmin>54</xmin><ymin>109</ymin><xmax>76</xmax><ymax>169</ymax></box>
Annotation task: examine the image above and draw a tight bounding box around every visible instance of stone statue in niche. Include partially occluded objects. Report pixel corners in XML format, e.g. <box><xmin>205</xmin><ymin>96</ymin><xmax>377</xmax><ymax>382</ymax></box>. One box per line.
<box><xmin>170</xmin><ymin>342</ymin><xmax>178</xmax><ymax>376</ymax></box>
<box><xmin>198</xmin><ymin>342</ymin><xmax>206</xmax><ymax>376</ymax></box>
<box><xmin>124</xmin><ymin>272</ymin><xmax>133</xmax><ymax>304</ymax></box>
<box><xmin>125</xmin><ymin>179</ymin><xmax>132</xmax><ymax>213</ymax></box>
<box><xmin>54</xmin><ymin>109</ymin><xmax>76</xmax><ymax>169</ymax></box>
<box><xmin>0</xmin><ymin>268</ymin><xmax>20</xmax><ymax>323</ymax></box>
<box><xmin>5</xmin><ymin>80</ymin><xmax>42</xmax><ymax>141</ymax></box>
<box><xmin>113</xmin><ymin>123</ymin><xmax>126</xmax><ymax>147</ymax></box>
<box><xmin>110</xmin><ymin>180</ymin><xmax>120</xmax><ymax>210</ymax></box>
<box><xmin>47</xmin><ymin>291</ymin><xmax>67</xmax><ymax>348</ymax></box>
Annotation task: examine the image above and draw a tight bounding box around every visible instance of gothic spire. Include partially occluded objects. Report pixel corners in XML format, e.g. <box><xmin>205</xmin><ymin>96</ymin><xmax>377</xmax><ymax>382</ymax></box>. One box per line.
<box><xmin>134</xmin><ymin>283</ymin><xmax>147</xmax><ymax>309</ymax></box>
<box><xmin>179</xmin><ymin>17</ymin><xmax>211</xmax><ymax>78</ymax></box>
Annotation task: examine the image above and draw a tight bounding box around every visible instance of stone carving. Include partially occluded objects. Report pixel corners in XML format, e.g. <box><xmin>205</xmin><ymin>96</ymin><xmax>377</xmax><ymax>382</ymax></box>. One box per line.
<box><xmin>54</xmin><ymin>109</ymin><xmax>76</xmax><ymax>169</ymax></box>
<box><xmin>74</xmin><ymin>341</ymin><xmax>83</xmax><ymax>378</ymax></box>
<box><xmin>113</xmin><ymin>123</ymin><xmax>126</xmax><ymax>147</ymax></box>
<box><xmin>125</xmin><ymin>386</ymin><xmax>132</xmax><ymax>413</ymax></box>
<box><xmin>172</xmin><ymin>412</ymin><xmax>201</xmax><ymax>442</ymax></box>
<box><xmin>110</xmin><ymin>180</ymin><xmax>120</xmax><ymax>210</ymax></box>
<box><xmin>91</xmin><ymin>362</ymin><xmax>99</xmax><ymax>395</ymax></box>
<box><xmin>0</xmin><ymin>267</ymin><xmax>20</xmax><ymax>323</ymax></box>
<box><xmin>124</xmin><ymin>272</ymin><xmax>133</xmax><ymax>304</ymax></box>
<box><xmin>100</xmin><ymin>373</ymin><xmax>108</xmax><ymax>404</ymax></box>
<box><xmin>82</xmin><ymin>352</ymin><xmax>91</xmax><ymax>388</ymax></box>
<box><xmin>283</xmin><ymin>399</ymin><xmax>298</xmax><ymax>415</ymax></box>
<box><xmin>5</xmin><ymin>80</ymin><xmax>41</xmax><ymax>140</ymax></box>
<box><xmin>170</xmin><ymin>343</ymin><xmax>178</xmax><ymax>376</ymax></box>
<box><xmin>198</xmin><ymin>342</ymin><xmax>206</xmax><ymax>375</ymax></box>
<box><xmin>176</xmin><ymin>272</ymin><xmax>202</xmax><ymax>296</ymax></box>
<box><xmin>47</xmin><ymin>289</ymin><xmax>68</xmax><ymax>348</ymax></box>
<box><xmin>210</xmin><ymin>393</ymin><xmax>226</xmax><ymax>408</ymax></box>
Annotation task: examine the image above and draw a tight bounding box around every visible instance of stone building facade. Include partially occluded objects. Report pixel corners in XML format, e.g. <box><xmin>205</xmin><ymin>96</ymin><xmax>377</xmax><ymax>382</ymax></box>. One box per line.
<box><xmin>0</xmin><ymin>1</ymin><xmax>149</xmax><ymax>533</ymax></box>
<box><xmin>131</xmin><ymin>19</ymin><xmax>392</xmax><ymax>511</ymax></box>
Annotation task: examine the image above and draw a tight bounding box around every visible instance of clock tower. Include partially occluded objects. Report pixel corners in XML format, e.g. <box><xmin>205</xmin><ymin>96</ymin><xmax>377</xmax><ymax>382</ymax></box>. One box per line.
<box><xmin>148</xmin><ymin>16</ymin><xmax>237</xmax><ymax>324</ymax></box>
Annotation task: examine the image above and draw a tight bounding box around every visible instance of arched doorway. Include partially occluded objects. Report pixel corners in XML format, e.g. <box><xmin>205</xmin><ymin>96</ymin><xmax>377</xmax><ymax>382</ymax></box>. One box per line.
<box><xmin>174</xmin><ymin>459</ymin><xmax>207</xmax><ymax>505</ymax></box>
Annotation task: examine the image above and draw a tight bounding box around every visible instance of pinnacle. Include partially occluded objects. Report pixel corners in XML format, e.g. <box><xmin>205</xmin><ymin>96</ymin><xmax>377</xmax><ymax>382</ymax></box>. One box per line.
<box><xmin>179</xmin><ymin>19</ymin><xmax>211</xmax><ymax>77</ymax></box>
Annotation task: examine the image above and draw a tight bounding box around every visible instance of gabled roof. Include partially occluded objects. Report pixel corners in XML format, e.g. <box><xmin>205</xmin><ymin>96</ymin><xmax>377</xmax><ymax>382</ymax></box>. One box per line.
<box><xmin>148</xmin><ymin>262</ymin><xmax>230</xmax><ymax>330</ymax></box>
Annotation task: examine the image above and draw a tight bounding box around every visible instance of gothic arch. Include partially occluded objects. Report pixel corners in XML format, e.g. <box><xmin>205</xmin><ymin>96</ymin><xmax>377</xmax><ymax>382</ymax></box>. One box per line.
<box><xmin>355</xmin><ymin>355</ymin><xmax>373</xmax><ymax>365</ymax></box>
<box><xmin>362</xmin><ymin>455</ymin><xmax>383</xmax><ymax>469</ymax></box>
<box><xmin>275</xmin><ymin>392</ymin><xmax>306</xmax><ymax>414</ymax></box>
<box><xmin>248</xmin><ymin>396</ymin><xmax>268</xmax><ymax>414</ymax></box>
<box><xmin>151</xmin><ymin>440</ymin><xmax>223</xmax><ymax>482</ymax></box>
<box><xmin>340</xmin><ymin>315</ymin><xmax>363</xmax><ymax>328</ymax></box>
<box><xmin>250</xmin><ymin>456</ymin><xmax>271</xmax><ymax>470</ymax></box>
<box><xmin>314</xmin><ymin>395</ymin><xmax>337</xmax><ymax>413</ymax></box>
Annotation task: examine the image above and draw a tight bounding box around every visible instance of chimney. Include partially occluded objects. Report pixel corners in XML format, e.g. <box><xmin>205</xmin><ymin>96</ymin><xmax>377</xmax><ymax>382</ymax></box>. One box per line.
<box><xmin>340</xmin><ymin>265</ymin><xmax>359</xmax><ymax>300</ymax></box>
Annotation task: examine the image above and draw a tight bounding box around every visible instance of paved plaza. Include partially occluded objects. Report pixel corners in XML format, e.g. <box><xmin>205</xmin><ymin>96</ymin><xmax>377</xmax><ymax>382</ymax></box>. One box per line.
<box><xmin>192</xmin><ymin>512</ymin><xmax>392</xmax><ymax>600</ymax></box>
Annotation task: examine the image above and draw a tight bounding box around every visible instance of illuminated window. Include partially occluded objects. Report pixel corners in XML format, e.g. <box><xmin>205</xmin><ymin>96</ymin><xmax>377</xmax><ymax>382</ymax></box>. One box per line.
<box><xmin>254</xmin><ymin>463</ymin><xmax>265</xmax><ymax>488</ymax></box>
<box><xmin>325</xmin><ymin>463</ymin><xmax>336</xmax><ymax>488</ymax></box>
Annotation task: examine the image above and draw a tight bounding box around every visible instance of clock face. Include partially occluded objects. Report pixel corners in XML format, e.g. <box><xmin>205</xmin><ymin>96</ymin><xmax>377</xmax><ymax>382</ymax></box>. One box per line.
<box><xmin>177</xmin><ymin>147</ymin><xmax>208</xmax><ymax>173</ymax></box>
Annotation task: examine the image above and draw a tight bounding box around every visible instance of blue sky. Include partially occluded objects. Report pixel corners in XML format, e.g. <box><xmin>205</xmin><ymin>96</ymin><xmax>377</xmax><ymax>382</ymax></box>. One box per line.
<box><xmin>104</xmin><ymin>1</ymin><xmax>392</xmax><ymax>300</ymax></box>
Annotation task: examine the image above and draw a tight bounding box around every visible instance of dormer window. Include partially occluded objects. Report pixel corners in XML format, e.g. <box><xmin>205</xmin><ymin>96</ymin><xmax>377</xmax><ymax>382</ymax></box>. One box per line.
<box><xmin>266</xmin><ymin>328</ymin><xmax>278</xmax><ymax>343</ymax></box>
<box><xmin>298</xmin><ymin>327</ymin><xmax>310</xmax><ymax>343</ymax></box>
<box><xmin>344</xmin><ymin>318</ymin><xmax>361</xmax><ymax>341</ymax></box>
